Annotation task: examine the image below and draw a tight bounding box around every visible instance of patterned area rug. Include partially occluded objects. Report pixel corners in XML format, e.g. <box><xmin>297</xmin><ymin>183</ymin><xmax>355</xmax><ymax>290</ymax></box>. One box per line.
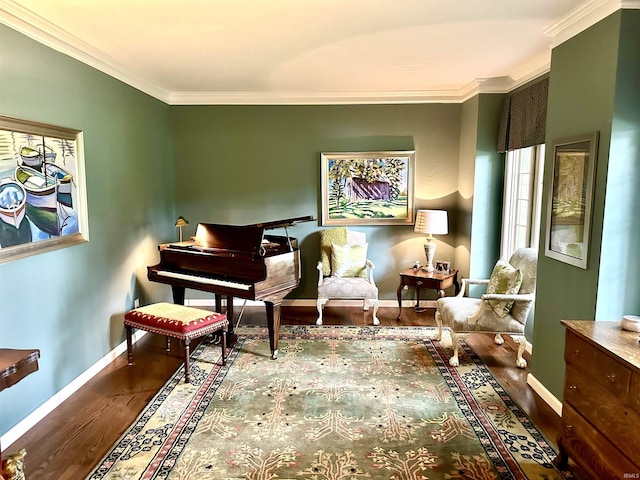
<box><xmin>88</xmin><ymin>326</ymin><xmax>571</xmax><ymax>479</ymax></box>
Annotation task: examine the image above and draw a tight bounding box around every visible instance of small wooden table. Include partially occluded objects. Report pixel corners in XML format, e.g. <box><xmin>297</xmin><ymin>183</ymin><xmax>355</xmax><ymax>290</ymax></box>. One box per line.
<box><xmin>397</xmin><ymin>268</ymin><xmax>459</xmax><ymax>319</ymax></box>
<box><xmin>1</xmin><ymin>348</ymin><xmax>40</xmax><ymax>479</ymax></box>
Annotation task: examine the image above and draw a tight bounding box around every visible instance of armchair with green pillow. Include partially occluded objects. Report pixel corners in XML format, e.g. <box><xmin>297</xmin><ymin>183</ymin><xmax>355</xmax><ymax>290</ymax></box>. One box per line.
<box><xmin>434</xmin><ymin>248</ymin><xmax>537</xmax><ymax>368</ymax></box>
<box><xmin>316</xmin><ymin>227</ymin><xmax>379</xmax><ymax>326</ymax></box>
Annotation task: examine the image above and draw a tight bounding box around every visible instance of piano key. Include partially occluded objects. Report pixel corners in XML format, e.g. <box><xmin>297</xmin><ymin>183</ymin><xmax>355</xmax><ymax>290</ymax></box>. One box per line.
<box><xmin>156</xmin><ymin>270</ymin><xmax>252</xmax><ymax>291</ymax></box>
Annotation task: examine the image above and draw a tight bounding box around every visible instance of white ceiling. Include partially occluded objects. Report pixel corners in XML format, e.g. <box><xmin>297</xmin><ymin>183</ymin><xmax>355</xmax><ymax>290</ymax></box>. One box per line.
<box><xmin>0</xmin><ymin>0</ymin><xmax>632</xmax><ymax>104</ymax></box>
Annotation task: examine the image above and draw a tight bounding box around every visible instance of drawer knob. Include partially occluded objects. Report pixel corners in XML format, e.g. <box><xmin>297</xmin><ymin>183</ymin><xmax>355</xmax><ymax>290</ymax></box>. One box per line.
<box><xmin>572</xmin><ymin>349</ymin><xmax>581</xmax><ymax>357</ymax></box>
<box><xmin>606</xmin><ymin>372</ymin><xmax>617</xmax><ymax>383</ymax></box>
<box><xmin>564</xmin><ymin>424</ymin><xmax>573</xmax><ymax>434</ymax></box>
<box><xmin>568</xmin><ymin>385</ymin><xmax>578</xmax><ymax>392</ymax></box>
<box><xmin>416</xmin><ymin>281</ymin><xmax>423</xmax><ymax>286</ymax></box>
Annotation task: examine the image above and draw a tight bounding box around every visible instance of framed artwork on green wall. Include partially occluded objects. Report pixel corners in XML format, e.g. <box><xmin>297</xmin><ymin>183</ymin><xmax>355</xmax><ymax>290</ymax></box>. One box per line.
<box><xmin>0</xmin><ymin>115</ymin><xmax>89</xmax><ymax>264</ymax></box>
<box><xmin>320</xmin><ymin>150</ymin><xmax>415</xmax><ymax>225</ymax></box>
<box><xmin>545</xmin><ymin>132</ymin><xmax>598</xmax><ymax>269</ymax></box>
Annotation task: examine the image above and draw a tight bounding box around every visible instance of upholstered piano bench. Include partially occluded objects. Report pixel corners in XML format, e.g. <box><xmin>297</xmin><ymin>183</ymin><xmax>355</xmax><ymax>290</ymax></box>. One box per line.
<box><xmin>124</xmin><ymin>302</ymin><xmax>228</xmax><ymax>383</ymax></box>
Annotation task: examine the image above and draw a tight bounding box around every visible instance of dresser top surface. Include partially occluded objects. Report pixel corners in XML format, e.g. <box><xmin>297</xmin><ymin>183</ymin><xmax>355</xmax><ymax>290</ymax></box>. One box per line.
<box><xmin>562</xmin><ymin>320</ymin><xmax>640</xmax><ymax>370</ymax></box>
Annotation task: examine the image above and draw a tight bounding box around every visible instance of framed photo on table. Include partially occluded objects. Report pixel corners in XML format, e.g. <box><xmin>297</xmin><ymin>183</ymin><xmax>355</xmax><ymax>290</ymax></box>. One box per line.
<box><xmin>435</xmin><ymin>260</ymin><xmax>450</xmax><ymax>274</ymax></box>
<box><xmin>544</xmin><ymin>132</ymin><xmax>598</xmax><ymax>269</ymax></box>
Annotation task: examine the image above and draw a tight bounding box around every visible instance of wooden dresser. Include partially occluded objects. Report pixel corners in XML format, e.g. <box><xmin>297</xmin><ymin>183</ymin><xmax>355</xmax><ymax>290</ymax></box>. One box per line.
<box><xmin>556</xmin><ymin>321</ymin><xmax>640</xmax><ymax>479</ymax></box>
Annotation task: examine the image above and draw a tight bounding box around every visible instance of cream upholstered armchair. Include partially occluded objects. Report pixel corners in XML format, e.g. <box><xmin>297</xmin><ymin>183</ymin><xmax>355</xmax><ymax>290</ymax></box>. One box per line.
<box><xmin>316</xmin><ymin>227</ymin><xmax>379</xmax><ymax>326</ymax></box>
<box><xmin>434</xmin><ymin>247</ymin><xmax>537</xmax><ymax>368</ymax></box>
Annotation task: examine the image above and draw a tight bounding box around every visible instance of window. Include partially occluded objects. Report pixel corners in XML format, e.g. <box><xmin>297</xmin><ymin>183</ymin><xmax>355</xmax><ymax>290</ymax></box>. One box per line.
<box><xmin>500</xmin><ymin>145</ymin><xmax>545</xmax><ymax>260</ymax></box>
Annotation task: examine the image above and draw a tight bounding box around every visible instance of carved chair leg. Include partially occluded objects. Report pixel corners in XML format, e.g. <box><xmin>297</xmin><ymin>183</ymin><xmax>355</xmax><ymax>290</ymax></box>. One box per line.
<box><xmin>370</xmin><ymin>299</ymin><xmax>380</xmax><ymax>326</ymax></box>
<box><xmin>316</xmin><ymin>298</ymin><xmax>328</xmax><ymax>325</ymax></box>
<box><xmin>449</xmin><ymin>333</ymin><xmax>466</xmax><ymax>367</ymax></box>
<box><xmin>494</xmin><ymin>333</ymin><xmax>504</xmax><ymax>345</ymax></box>
<box><xmin>433</xmin><ymin>310</ymin><xmax>444</xmax><ymax>341</ymax></box>
<box><xmin>512</xmin><ymin>335</ymin><xmax>528</xmax><ymax>368</ymax></box>
<box><xmin>363</xmin><ymin>299</ymin><xmax>369</xmax><ymax>311</ymax></box>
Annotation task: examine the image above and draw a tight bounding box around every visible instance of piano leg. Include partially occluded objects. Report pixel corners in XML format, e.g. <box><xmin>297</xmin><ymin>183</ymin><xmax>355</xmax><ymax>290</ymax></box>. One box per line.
<box><xmin>264</xmin><ymin>300</ymin><xmax>282</xmax><ymax>360</ymax></box>
<box><xmin>224</xmin><ymin>295</ymin><xmax>238</xmax><ymax>346</ymax></box>
<box><xmin>171</xmin><ymin>286</ymin><xmax>186</xmax><ymax>305</ymax></box>
<box><xmin>172</xmin><ymin>288</ymin><xmax>237</xmax><ymax>347</ymax></box>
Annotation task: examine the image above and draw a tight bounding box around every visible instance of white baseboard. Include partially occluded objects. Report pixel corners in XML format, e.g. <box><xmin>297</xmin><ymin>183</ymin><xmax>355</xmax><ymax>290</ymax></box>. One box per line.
<box><xmin>0</xmin><ymin>329</ymin><xmax>147</xmax><ymax>450</ymax></box>
<box><xmin>526</xmin><ymin>373</ymin><xmax>563</xmax><ymax>417</ymax></box>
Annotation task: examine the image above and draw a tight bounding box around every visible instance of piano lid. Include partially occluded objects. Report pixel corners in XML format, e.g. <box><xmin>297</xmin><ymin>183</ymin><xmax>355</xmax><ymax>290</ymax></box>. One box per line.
<box><xmin>193</xmin><ymin>215</ymin><xmax>314</xmax><ymax>256</ymax></box>
<box><xmin>249</xmin><ymin>215</ymin><xmax>314</xmax><ymax>230</ymax></box>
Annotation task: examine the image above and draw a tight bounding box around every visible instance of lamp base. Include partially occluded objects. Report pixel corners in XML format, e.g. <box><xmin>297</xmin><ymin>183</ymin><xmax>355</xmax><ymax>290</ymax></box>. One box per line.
<box><xmin>423</xmin><ymin>239</ymin><xmax>436</xmax><ymax>273</ymax></box>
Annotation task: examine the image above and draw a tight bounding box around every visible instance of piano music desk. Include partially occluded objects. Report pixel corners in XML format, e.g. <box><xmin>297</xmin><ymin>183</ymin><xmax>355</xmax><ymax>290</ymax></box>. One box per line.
<box><xmin>124</xmin><ymin>303</ymin><xmax>228</xmax><ymax>383</ymax></box>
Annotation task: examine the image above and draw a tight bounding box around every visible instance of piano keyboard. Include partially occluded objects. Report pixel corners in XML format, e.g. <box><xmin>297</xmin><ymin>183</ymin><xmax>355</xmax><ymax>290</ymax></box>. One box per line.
<box><xmin>156</xmin><ymin>270</ymin><xmax>252</xmax><ymax>291</ymax></box>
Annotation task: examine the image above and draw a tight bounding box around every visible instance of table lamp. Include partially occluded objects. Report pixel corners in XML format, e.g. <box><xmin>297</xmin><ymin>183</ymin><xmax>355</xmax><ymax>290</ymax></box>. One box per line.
<box><xmin>414</xmin><ymin>209</ymin><xmax>448</xmax><ymax>273</ymax></box>
<box><xmin>175</xmin><ymin>216</ymin><xmax>189</xmax><ymax>242</ymax></box>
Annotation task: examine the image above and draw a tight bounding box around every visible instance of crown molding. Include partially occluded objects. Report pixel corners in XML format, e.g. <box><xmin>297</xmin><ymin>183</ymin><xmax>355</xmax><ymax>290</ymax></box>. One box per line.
<box><xmin>168</xmin><ymin>74</ymin><xmax>546</xmax><ymax>105</ymax></box>
<box><xmin>458</xmin><ymin>61</ymin><xmax>552</xmax><ymax>102</ymax></box>
<box><xmin>457</xmin><ymin>77</ymin><xmax>513</xmax><ymax>102</ymax></box>
<box><xmin>167</xmin><ymin>89</ymin><xmax>475</xmax><ymax>105</ymax></box>
<box><xmin>0</xmin><ymin>0</ymin><xmax>630</xmax><ymax>105</ymax></box>
<box><xmin>0</xmin><ymin>0</ymin><xmax>168</xmax><ymax>102</ymax></box>
<box><xmin>545</xmin><ymin>0</ymin><xmax>639</xmax><ymax>47</ymax></box>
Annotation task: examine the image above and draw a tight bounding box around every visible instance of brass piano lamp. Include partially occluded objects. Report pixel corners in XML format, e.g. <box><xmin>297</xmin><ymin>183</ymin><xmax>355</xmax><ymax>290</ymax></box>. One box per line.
<box><xmin>175</xmin><ymin>216</ymin><xmax>189</xmax><ymax>242</ymax></box>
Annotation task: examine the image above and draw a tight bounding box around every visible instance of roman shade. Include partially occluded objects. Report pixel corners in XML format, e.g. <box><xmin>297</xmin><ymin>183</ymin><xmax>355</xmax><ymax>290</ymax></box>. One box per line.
<box><xmin>497</xmin><ymin>77</ymin><xmax>549</xmax><ymax>152</ymax></box>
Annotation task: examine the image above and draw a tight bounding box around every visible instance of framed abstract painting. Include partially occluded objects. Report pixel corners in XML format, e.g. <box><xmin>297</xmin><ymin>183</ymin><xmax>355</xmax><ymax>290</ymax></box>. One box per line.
<box><xmin>0</xmin><ymin>115</ymin><xmax>89</xmax><ymax>264</ymax></box>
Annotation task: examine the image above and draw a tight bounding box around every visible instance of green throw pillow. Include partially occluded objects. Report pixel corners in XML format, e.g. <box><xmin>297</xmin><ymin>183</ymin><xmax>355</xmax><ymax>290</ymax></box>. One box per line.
<box><xmin>320</xmin><ymin>227</ymin><xmax>348</xmax><ymax>276</ymax></box>
<box><xmin>486</xmin><ymin>259</ymin><xmax>523</xmax><ymax>317</ymax></box>
<box><xmin>331</xmin><ymin>243</ymin><xmax>367</xmax><ymax>278</ymax></box>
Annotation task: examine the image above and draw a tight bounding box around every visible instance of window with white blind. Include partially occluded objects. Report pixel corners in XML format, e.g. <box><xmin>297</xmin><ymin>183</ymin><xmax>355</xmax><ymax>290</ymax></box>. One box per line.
<box><xmin>500</xmin><ymin>145</ymin><xmax>545</xmax><ymax>260</ymax></box>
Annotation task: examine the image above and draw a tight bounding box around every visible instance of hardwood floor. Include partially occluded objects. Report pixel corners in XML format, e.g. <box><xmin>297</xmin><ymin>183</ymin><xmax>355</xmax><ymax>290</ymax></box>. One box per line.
<box><xmin>5</xmin><ymin>305</ymin><xmax>571</xmax><ymax>479</ymax></box>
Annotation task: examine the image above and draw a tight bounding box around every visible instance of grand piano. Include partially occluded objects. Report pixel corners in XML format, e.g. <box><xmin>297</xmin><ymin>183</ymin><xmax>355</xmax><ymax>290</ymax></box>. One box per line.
<box><xmin>147</xmin><ymin>215</ymin><xmax>313</xmax><ymax>359</ymax></box>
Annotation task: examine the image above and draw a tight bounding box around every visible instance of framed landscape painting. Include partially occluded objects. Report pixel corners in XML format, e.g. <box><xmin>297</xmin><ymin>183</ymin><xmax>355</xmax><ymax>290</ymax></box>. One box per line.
<box><xmin>0</xmin><ymin>115</ymin><xmax>89</xmax><ymax>264</ymax></box>
<box><xmin>320</xmin><ymin>151</ymin><xmax>415</xmax><ymax>225</ymax></box>
<box><xmin>544</xmin><ymin>132</ymin><xmax>598</xmax><ymax>269</ymax></box>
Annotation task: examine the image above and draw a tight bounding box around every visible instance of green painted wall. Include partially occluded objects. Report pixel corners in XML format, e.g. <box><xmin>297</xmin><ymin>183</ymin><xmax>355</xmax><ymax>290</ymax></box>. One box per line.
<box><xmin>458</xmin><ymin>95</ymin><xmax>505</xmax><ymax>299</ymax></box>
<box><xmin>0</xmin><ymin>25</ymin><xmax>176</xmax><ymax>435</ymax></box>
<box><xmin>596</xmin><ymin>10</ymin><xmax>640</xmax><ymax>320</ymax></box>
<box><xmin>470</xmin><ymin>95</ymin><xmax>504</xmax><ymax>281</ymax></box>
<box><xmin>531</xmin><ymin>12</ymin><xmax>621</xmax><ymax>397</ymax></box>
<box><xmin>10</xmin><ymin>8</ymin><xmax>637</xmax><ymax>444</ymax></box>
<box><xmin>455</xmin><ymin>97</ymin><xmax>478</xmax><ymax>279</ymax></box>
<box><xmin>169</xmin><ymin>105</ymin><xmax>464</xmax><ymax>302</ymax></box>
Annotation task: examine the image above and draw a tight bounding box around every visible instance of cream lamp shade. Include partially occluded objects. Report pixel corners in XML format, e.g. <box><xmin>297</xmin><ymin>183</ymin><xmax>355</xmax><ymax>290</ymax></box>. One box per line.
<box><xmin>414</xmin><ymin>209</ymin><xmax>448</xmax><ymax>272</ymax></box>
<box><xmin>175</xmin><ymin>216</ymin><xmax>189</xmax><ymax>242</ymax></box>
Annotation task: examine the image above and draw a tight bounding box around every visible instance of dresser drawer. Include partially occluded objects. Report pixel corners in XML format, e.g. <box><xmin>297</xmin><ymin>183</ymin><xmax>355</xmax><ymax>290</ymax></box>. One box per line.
<box><xmin>560</xmin><ymin>404</ymin><xmax>639</xmax><ymax>479</ymax></box>
<box><xmin>564</xmin><ymin>365</ymin><xmax>640</xmax><ymax>461</ymax></box>
<box><xmin>629</xmin><ymin>371</ymin><xmax>640</xmax><ymax>415</ymax></box>
<box><xmin>565</xmin><ymin>330</ymin><xmax>631</xmax><ymax>399</ymax></box>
